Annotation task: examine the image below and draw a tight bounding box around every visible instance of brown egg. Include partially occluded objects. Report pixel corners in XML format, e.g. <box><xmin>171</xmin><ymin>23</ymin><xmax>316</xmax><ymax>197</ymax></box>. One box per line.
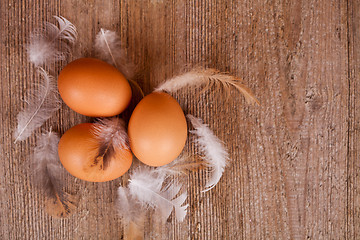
<box><xmin>128</xmin><ymin>92</ymin><xmax>187</xmax><ymax>166</ymax></box>
<box><xmin>58</xmin><ymin>123</ymin><xmax>133</xmax><ymax>182</ymax></box>
<box><xmin>58</xmin><ymin>58</ymin><xmax>132</xmax><ymax>117</ymax></box>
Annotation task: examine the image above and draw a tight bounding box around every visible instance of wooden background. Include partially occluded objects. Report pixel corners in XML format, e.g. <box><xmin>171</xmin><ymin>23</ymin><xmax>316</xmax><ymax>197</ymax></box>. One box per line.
<box><xmin>0</xmin><ymin>0</ymin><xmax>359</xmax><ymax>239</ymax></box>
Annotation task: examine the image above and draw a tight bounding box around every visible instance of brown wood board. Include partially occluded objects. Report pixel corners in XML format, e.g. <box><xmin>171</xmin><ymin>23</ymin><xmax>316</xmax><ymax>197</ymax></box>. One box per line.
<box><xmin>0</xmin><ymin>0</ymin><xmax>358</xmax><ymax>239</ymax></box>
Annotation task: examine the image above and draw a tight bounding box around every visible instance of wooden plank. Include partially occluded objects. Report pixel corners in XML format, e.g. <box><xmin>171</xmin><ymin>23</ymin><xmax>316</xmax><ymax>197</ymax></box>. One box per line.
<box><xmin>347</xmin><ymin>0</ymin><xmax>360</xmax><ymax>239</ymax></box>
<box><xmin>246</xmin><ymin>1</ymin><xmax>349</xmax><ymax>238</ymax></box>
<box><xmin>0</xmin><ymin>0</ymin><xmax>356</xmax><ymax>239</ymax></box>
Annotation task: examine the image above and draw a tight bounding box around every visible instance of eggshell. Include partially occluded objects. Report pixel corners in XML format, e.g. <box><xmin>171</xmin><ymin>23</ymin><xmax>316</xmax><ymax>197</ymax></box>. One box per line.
<box><xmin>58</xmin><ymin>58</ymin><xmax>132</xmax><ymax>117</ymax></box>
<box><xmin>58</xmin><ymin>123</ymin><xmax>133</xmax><ymax>182</ymax></box>
<box><xmin>128</xmin><ymin>92</ymin><xmax>187</xmax><ymax>166</ymax></box>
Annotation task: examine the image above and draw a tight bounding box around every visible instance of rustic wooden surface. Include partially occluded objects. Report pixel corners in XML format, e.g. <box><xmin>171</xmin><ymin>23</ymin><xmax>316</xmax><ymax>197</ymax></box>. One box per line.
<box><xmin>0</xmin><ymin>0</ymin><xmax>359</xmax><ymax>239</ymax></box>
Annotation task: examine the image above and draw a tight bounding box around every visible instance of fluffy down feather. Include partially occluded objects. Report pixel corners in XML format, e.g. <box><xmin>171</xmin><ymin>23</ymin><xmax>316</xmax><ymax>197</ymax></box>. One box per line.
<box><xmin>32</xmin><ymin>130</ymin><xmax>78</xmax><ymax>218</ymax></box>
<box><xmin>94</xmin><ymin>28</ymin><xmax>144</xmax><ymax>97</ymax></box>
<box><xmin>94</xmin><ymin>29</ymin><xmax>134</xmax><ymax>79</ymax></box>
<box><xmin>27</xmin><ymin>16</ymin><xmax>77</xmax><ymax>67</ymax></box>
<box><xmin>91</xmin><ymin>117</ymin><xmax>129</xmax><ymax>170</ymax></box>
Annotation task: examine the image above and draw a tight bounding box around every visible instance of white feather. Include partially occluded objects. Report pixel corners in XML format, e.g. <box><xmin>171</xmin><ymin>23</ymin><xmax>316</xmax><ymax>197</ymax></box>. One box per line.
<box><xmin>154</xmin><ymin>68</ymin><xmax>259</xmax><ymax>105</ymax></box>
<box><xmin>128</xmin><ymin>166</ymin><xmax>188</xmax><ymax>222</ymax></box>
<box><xmin>14</xmin><ymin>68</ymin><xmax>61</xmax><ymax>143</ymax></box>
<box><xmin>32</xmin><ymin>130</ymin><xmax>77</xmax><ymax>218</ymax></box>
<box><xmin>27</xmin><ymin>16</ymin><xmax>77</xmax><ymax>67</ymax></box>
<box><xmin>187</xmin><ymin>114</ymin><xmax>229</xmax><ymax>192</ymax></box>
<box><xmin>94</xmin><ymin>28</ymin><xmax>135</xmax><ymax>79</ymax></box>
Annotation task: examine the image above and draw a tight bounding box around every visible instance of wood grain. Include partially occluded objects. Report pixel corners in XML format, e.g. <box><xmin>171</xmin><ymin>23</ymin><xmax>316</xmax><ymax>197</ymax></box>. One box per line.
<box><xmin>0</xmin><ymin>0</ymin><xmax>358</xmax><ymax>239</ymax></box>
<box><xmin>347</xmin><ymin>0</ymin><xmax>360</xmax><ymax>239</ymax></box>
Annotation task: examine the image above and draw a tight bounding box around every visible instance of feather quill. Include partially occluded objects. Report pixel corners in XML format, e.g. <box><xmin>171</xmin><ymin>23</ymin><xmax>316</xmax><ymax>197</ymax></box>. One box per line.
<box><xmin>94</xmin><ymin>28</ymin><xmax>144</xmax><ymax>97</ymax></box>
<box><xmin>14</xmin><ymin>68</ymin><xmax>60</xmax><ymax>143</ymax></box>
<box><xmin>128</xmin><ymin>166</ymin><xmax>188</xmax><ymax>222</ymax></box>
<box><xmin>27</xmin><ymin>16</ymin><xmax>77</xmax><ymax>67</ymax></box>
<box><xmin>90</xmin><ymin>117</ymin><xmax>129</xmax><ymax>170</ymax></box>
<box><xmin>187</xmin><ymin>114</ymin><xmax>229</xmax><ymax>192</ymax></box>
<box><xmin>154</xmin><ymin>68</ymin><xmax>259</xmax><ymax>105</ymax></box>
<box><xmin>117</xmin><ymin>187</ymin><xmax>145</xmax><ymax>240</ymax></box>
<box><xmin>32</xmin><ymin>130</ymin><xmax>78</xmax><ymax>218</ymax></box>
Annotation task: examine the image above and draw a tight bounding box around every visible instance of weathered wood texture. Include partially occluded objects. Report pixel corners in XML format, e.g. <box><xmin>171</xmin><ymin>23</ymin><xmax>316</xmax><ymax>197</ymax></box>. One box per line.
<box><xmin>0</xmin><ymin>0</ymin><xmax>358</xmax><ymax>239</ymax></box>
